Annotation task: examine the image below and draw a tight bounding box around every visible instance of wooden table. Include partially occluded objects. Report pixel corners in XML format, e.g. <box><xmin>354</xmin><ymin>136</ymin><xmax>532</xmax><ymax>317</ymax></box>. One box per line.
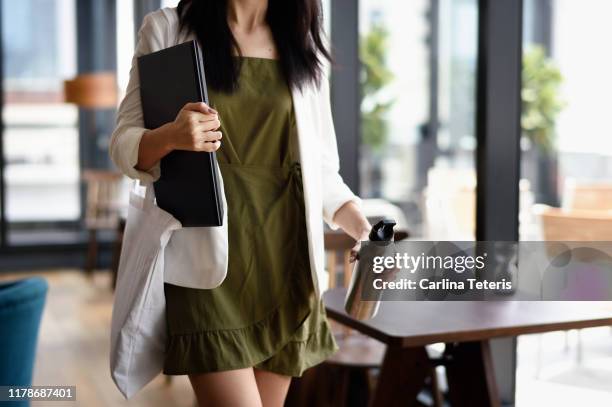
<box><xmin>324</xmin><ymin>288</ymin><xmax>612</xmax><ymax>407</ymax></box>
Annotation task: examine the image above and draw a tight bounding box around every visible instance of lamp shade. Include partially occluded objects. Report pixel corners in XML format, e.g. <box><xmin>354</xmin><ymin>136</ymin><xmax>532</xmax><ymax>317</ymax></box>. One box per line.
<box><xmin>64</xmin><ymin>72</ymin><xmax>118</xmax><ymax>108</ymax></box>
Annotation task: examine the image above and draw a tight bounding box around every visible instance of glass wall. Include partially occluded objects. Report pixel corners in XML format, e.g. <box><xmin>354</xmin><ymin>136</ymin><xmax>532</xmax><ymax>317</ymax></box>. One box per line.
<box><xmin>517</xmin><ymin>1</ymin><xmax>612</xmax><ymax>405</ymax></box>
<box><xmin>117</xmin><ymin>0</ymin><xmax>134</xmax><ymax>97</ymax></box>
<box><xmin>520</xmin><ymin>0</ymin><xmax>612</xmax><ymax>241</ymax></box>
<box><xmin>1</xmin><ymin>0</ymin><xmax>79</xmax><ymax>227</ymax></box>
<box><xmin>431</xmin><ymin>0</ymin><xmax>478</xmax><ymax>239</ymax></box>
<box><xmin>358</xmin><ymin>0</ymin><xmax>478</xmax><ymax>239</ymax></box>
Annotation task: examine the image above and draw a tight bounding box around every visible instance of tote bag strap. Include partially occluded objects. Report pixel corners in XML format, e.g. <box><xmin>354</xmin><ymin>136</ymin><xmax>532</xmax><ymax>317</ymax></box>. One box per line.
<box><xmin>133</xmin><ymin>179</ymin><xmax>156</xmax><ymax>208</ymax></box>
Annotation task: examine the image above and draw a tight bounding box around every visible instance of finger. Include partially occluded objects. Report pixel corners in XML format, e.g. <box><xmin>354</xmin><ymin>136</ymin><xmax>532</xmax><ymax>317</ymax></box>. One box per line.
<box><xmin>189</xmin><ymin>111</ymin><xmax>218</xmax><ymax>123</ymax></box>
<box><xmin>193</xmin><ymin>130</ymin><xmax>221</xmax><ymax>146</ymax></box>
<box><xmin>183</xmin><ymin>102</ymin><xmax>217</xmax><ymax>115</ymax></box>
<box><xmin>199</xmin><ymin>118</ymin><xmax>221</xmax><ymax>131</ymax></box>
<box><xmin>198</xmin><ymin>112</ymin><xmax>219</xmax><ymax>122</ymax></box>
<box><xmin>192</xmin><ymin>132</ymin><xmax>221</xmax><ymax>151</ymax></box>
<box><xmin>201</xmin><ymin>131</ymin><xmax>222</xmax><ymax>142</ymax></box>
<box><xmin>201</xmin><ymin>140</ymin><xmax>221</xmax><ymax>152</ymax></box>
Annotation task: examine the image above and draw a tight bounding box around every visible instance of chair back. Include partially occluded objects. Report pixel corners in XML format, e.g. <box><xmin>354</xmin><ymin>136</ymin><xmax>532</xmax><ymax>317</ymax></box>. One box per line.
<box><xmin>0</xmin><ymin>278</ymin><xmax>48</xmax><ymax>390</ymax></box>
<box><xmin>82</xmin><ymin>170</ymin><xmax>123</xmax><ymax>229</ymax></box>
<box><xmin>564</xmin><ymin>182</ymin><xmax>612</xmax><ymax>212</ymax></box>
<box><xmin>534</xmin><ymin>204</ymin><xmax>612</xmax><ymax>241</ymax></box>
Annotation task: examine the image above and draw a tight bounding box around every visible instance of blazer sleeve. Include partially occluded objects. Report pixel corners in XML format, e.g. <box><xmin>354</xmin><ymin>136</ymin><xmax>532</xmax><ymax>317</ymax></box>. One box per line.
<box><xmin>317</xmin><ymin>76</ymin><xmax>363</xmax><ymax>230</ymax></box>
<box><xmin>109</xmin><ymin>12</ymin><xmax>169</xmax><ymax>182</ymax></box>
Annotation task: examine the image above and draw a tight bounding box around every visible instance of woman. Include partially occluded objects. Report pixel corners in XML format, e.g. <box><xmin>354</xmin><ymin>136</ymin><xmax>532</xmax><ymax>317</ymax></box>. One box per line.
<box><xmin>110</xmin><ymin>0</ymin><xmax>371</xmax><ymax>405</ymax></box>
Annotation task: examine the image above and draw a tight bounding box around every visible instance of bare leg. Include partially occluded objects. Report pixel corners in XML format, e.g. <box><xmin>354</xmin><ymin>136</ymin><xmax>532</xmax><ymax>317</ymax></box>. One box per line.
<box><xmin>253</xmin><ymin>368</ymin><xmax>292</xmax><ymax>407</ymax></box>
<box><xmin>189</xmin><ymin>368</ymin><xmax>262</xmax><ymax>407</ymax></box>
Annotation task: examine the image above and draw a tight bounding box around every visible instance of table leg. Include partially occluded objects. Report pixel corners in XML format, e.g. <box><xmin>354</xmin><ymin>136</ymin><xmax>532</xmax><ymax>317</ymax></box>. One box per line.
<box><xmin>445</xmin><ymin>340</ymin><xmax>500</xmax><ymax>407</ymax></box>
<box><xmin>370</xmin><ymin>345</ymin><xmax>430</xmax><ymax>407</ymax></box>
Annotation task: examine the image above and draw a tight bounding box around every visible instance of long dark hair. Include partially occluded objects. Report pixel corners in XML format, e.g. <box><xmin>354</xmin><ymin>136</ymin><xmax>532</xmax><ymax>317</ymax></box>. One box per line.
<box><xmin>176</xmin><ymin>0</ymin><xmax>330</xmax><ymax>93</ymax></box>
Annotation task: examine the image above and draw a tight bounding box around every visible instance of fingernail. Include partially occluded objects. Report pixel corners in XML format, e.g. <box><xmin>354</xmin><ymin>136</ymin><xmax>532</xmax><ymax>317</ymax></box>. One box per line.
<box><xmin>208</xmin><ymin>107</ymin><xmax>218</xmax><ymax>114</ymax></box>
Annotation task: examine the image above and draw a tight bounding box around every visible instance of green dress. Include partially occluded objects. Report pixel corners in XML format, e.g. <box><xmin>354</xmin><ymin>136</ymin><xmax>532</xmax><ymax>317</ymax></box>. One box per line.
<box><xmin>163</xmin><ymin>57</ymin><xmax>338</xmax><ymax>377</ymax></box>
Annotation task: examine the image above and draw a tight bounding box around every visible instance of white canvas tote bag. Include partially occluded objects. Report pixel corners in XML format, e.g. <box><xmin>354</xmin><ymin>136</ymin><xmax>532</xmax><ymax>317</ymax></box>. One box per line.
<box><xmin>110</xmin><ymin>181</ymin><xmax>181</xmax><ymax>398</ymax></box>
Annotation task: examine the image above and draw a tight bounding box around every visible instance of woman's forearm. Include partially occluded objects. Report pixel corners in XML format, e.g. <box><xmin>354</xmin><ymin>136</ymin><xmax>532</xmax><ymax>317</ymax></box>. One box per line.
<box><xmin>136</xmin><ymin>123</ymin><xmax>175</xmax><ymax>172</ymax></box>
<box><xmin>332</xmin><ymin>201</ymin><xmax>371</xmax><ymax>241</ymax></box>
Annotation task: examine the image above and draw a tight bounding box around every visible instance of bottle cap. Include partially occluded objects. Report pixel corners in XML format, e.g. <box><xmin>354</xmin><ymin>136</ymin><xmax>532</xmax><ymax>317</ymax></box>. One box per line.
<box><xmin>368</xmin><ymin>219</ymin><xmax>396</xmax><ymax>242</ymax></box>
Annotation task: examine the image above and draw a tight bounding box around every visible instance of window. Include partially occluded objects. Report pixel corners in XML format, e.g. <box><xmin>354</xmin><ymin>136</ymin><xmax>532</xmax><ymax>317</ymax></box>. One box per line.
<box><xmin>117</xmin><ymin>0</ymin><xmax>134</xmax><ymax>97</ymax></box>
<box><xmin>1</xmin><ymin>0</ymin><xmax>79</xmax><ymax>227</ymax></box>
<box><xmin>518</xmin><ymin>1</ymin><xmax>612</xmax><ymax>404</ymax></box>
<box><xmin>358</xmin><ymin>0</ymin><xmax>478</xmax><ymax>239</ymax></box>
<box><xmin>520</xmin><ymin>0</ymin><xmax>612</xmax><ymax>240</ymax></box>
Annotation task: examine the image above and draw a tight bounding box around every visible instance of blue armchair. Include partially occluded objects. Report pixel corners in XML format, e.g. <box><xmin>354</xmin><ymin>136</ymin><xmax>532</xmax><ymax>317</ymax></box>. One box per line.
<box><xmin>0</xmin><ymin>278</ymin><xmax>48</xmax><ymax>405</ymax></box>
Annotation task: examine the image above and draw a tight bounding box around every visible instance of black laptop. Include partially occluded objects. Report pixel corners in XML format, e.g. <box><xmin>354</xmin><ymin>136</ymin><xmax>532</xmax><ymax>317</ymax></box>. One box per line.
<box><xmin>138</xmin><ymin>40</ymin><xmax>223</xmax><ymax>227</ymax></box>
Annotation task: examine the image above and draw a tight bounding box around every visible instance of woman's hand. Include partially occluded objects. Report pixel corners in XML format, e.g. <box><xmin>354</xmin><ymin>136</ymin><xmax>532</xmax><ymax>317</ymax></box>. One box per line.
<box><xmin>349</xmin><ymin>222</ymin><xmax>371</xmax><ymax>264</ymax></box>
<box><xmin>168</xmin><ymin>102</ymin><xmax>222</xmax><ymax>152</ymax></box>
<box><xmin>136</xmin><ymin>102</ymin><xmax>222</xmax><ymax>173</ymax></box>
<box><xmin>331</xmin><ymin>201</ymin><xmax>371</xmax><ymax>263</ymax></box>
<box><xmin>349</xmin><ymin>235</ymin><xmax>369</xmax><ymax>263</ymax></box>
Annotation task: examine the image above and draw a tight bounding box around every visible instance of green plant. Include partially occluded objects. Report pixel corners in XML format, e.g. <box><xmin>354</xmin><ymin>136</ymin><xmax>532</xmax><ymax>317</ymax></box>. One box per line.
<box><xmin>522</xmin><ymin>46</ymin><xmax>565</xmax><ymax>152</ymax></box>
<box><xmin>360</xmin><ymin>22</ymin><xmax>394</xmax><ymax>152</ymax></box>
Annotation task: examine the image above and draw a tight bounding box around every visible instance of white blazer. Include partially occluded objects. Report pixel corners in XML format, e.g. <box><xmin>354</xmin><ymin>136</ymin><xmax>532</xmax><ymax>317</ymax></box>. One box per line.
<box><xmin>110</xmin><ymin>7</ymin><xmax>361</xmax><ymax>297</ymax></box>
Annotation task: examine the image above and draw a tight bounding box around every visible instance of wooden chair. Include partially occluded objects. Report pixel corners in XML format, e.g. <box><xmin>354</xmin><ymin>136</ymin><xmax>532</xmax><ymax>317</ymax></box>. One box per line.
<box><xmin>328</xmin><ymin>229</ymin><xmax>439</xmax><ymax>405</ymax></box>
<box><xmin>534</xmin><ymin>204</ymin><xmax>612</xmax><ymax>241</ymax></box>
<box><xmin>563</xmin><ymin>181</ymin><xmax>612</xmax><ymax>212</ymax></box>
<box><xmin>533</xmin><ymin>204</ymin><xmax>612</xmax><ymax>373</ymax></box>
<box><xmin>82</xmin><ymin>170</ymin><xmax>124</xmax><ymax>276</ymax></box>
<box><xmin>286</xmin><ymin>230</ymin><xmax>387</xmax><ymax>407</ymax></box>
<box><xmin>287</xmin><ymin>229</ymin><xmax>447</xmax><ymax>407</ymax></box>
